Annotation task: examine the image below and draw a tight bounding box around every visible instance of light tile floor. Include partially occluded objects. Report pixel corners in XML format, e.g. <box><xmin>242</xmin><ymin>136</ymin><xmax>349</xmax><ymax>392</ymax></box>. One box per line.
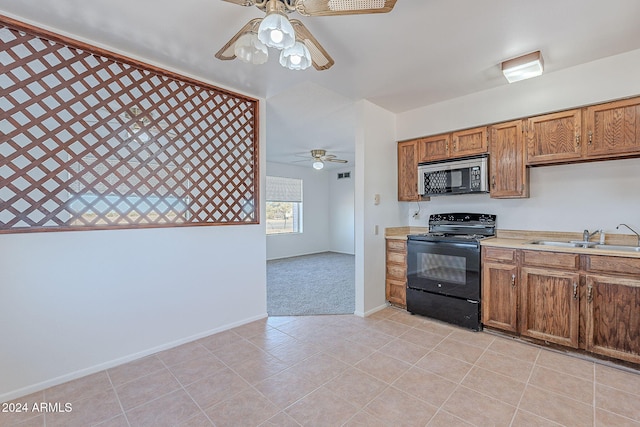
<box><xmin>3</xmin><ymin>307</ymin><xmax>640</xmax><ymax>427</ymax></box>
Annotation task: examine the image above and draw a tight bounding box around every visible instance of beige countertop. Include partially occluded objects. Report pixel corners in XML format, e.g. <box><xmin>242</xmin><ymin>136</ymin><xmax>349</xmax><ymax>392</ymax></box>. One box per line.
<box><xmin>386</xmin><ymin>227</ymin><xmax>640</xmax><ymax>258</ymax></box>
<box><xmin>482</xmin><ymin>230</ymin><xmax>640</xmax><ymax>259</ymax></box>
<box><xmin>385</xmin><ymin>226</ymin><xmax>429</xmax><ymax>240</ymax></box>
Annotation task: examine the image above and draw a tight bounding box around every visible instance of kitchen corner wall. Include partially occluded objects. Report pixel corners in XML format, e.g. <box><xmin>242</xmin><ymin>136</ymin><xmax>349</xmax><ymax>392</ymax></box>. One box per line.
<box><xmin>354</xmin><ymin>100</ymin><xmax>406</xmax><ymax>317</ymax></box>
<box><xmin>397</xmin><ymin>48</ymin><xmax>640</xmax><ymax>234</ymax></box>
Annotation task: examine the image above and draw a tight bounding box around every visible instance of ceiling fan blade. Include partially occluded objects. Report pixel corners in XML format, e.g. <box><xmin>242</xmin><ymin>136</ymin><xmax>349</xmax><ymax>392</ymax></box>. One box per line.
<box><xmin>322</xmin><ymin>154</ymin><xmax>337</xmax><ymax>159</ymax></box>
<box><xmin>289</xmin><ymin>20</ymin><xmax>334</xmax><ymax>70</ymax></box>
<box><xmin>214</xmin><ymin>18</ymin><xmax>262</xmax><ymax>61</ymax></box>
<box><xmin>221</xmin><ymin>0</ymin><xmax>257</xmax><ymax>6</ymax></box>
<box><xmin>295</xmin><ymin>0</ymin><xmax>397</xmax><ymax>16</ymax></box>
<box><xmin>326</xmin><ymin>158</ymin><xmax>348</xmax><ymax>163</ymax></box>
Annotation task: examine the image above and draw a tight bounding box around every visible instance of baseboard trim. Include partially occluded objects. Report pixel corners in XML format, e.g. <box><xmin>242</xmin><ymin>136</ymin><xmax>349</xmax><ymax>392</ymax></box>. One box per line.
<box><xmin>355</xmin><ymin>303</ymin><xmax>389</xmax><ymax>318</ymax></box>
<box><xmin>0</xmin><ymin>312</ymin><xmax>268</xmax><ymax>403</ymax></box>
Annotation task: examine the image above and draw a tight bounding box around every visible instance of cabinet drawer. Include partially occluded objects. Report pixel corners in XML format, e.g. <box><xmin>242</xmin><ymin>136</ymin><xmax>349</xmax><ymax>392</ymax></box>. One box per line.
<box><xmin>585</xmin><ymin>255</ymin><xmax>640</xmax><ymax>276</ymax></box>
<box><xmin>387</xmin><ymin>251</ymin><xmax>406</xmax><ymax>264</ymax></box>
<box><xmin>386</xmin><ymin>239</ymin><xmax>407</xmax><ymax>252</ymax></box>
<box><xmin>482</xmin><ymin>247</ymin><xmax>517</xmax><ymax>263</ymax></box>
<box><xmin>386</xmin><ymin>263</ymin><xmax>406</xmax><ymax>280</ymax></box>
<box><xmin>520</xmin><ymin>250</ymin><xmax>580</xmax><ymax>270</ymax></box>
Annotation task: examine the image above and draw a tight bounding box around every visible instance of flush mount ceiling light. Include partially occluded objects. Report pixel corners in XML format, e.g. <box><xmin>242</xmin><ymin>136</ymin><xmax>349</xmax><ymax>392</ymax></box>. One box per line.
<box><xmin>216</xmin><ymin>0</ymin><xmax>398</xmax><ymax>71</ymax></box>
<box><xmin>502</xmin><ymin>51</ymin><xmax>544</xmax><ymax>83</ymax></box>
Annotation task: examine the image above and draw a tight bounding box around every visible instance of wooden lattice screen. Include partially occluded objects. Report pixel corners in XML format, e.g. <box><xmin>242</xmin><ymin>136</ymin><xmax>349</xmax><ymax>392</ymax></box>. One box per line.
<box><xmin>0</xmin><ymin>17</ymin><xmax>259</xmax><ymax>233</ymax></box>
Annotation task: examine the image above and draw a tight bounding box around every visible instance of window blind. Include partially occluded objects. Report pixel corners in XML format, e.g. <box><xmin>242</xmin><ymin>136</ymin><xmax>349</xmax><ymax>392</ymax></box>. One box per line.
<box><xmin>266</xmin><ymin>176</ymin><xmax>302</xmax><ymax>203</ymax></box>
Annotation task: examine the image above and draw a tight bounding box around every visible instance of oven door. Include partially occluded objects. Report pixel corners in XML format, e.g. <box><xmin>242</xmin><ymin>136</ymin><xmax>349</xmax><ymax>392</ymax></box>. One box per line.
<box><xmin>406</xmin><ymin>239</ymin><xmax>480</xmax><ymax>301</ymax></box>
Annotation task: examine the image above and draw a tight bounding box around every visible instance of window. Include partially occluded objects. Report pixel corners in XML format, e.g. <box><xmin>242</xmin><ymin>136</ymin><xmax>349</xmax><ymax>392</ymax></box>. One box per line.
<box><xmin>266</xmin><ymin>176</ymin><xmax>302</xmax><ymax>235</ymax></box>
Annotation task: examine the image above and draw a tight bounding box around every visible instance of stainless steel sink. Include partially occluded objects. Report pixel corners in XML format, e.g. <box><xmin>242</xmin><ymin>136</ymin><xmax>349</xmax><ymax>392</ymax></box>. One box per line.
<box><xmin>593</xmin><ymin>244</ymin><xmax>640</xmax><ymax>252</ymax></box>
<box><xmin>526</xmin><ymin>240</ymin><xmax>582</xmax><ymax>248</ymax></box>
<box><xmin>525</xmin><ymin>240</ymin><xmax>640</xmax><ymax>252</ymax></box>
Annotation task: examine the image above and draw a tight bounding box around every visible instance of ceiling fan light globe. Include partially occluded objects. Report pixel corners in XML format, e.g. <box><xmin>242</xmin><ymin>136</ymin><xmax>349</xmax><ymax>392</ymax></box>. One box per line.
<box><xmin>312</xmin><ymin>160</ymin><xmax>324</xmax><ymax>170</ymax></box>
<box><xmin>258</xmin><ymin>13</ymin><xmax>296</xmax><ymax>49</ymax></box>
<box><xmin>280</xmin><ymin>41</ymin><xmax>312</xmax><ymax>70</ymax></box>
<box><xmin>234</xmin><ymin>33</ymin><xmax>268</xmax><ymax>64</ymax></box>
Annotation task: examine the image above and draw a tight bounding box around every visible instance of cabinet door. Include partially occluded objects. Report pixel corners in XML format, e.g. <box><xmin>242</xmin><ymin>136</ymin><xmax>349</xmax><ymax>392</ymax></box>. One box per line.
<box><xmin>417</xmin><ymin>133</ymin><xmax>450</xmax><ymax>162</ymax></box>
<box><xmin>482</xmin><ymin>261</ymin><xmax>518</xmax><ymax>333</ymax></box>
<box><xmin>520</xmin><ymin>267</ymin><xmax>580</xmax><ymax>348</ymax></box>
<box><xmin>451</xmin><ymin>126</ymin><xmax>488</xmax><ymax>158</ymax></box>
<box><xmin>489</xmin><ymin>120</ymin><xmax>529</xmax><ymax>198</ymax></box>
<box><xmin>584</xmin><ymin>96</ymin><xmax>640</xmax><ymax>159</ymax></box>
<box><xmin>526</xmin><ymin>109</ymin><xmax>582</xmax><ymax>165</ymax></box>
<box><xmin>397</xmin><ymin>140</ymin><xmax>419</xmax><ymax>201</ymax></box>
<box><xmin>584</xmin><ymin>274</ymin><xmax>640</xmax><ymax>364</ymax></box>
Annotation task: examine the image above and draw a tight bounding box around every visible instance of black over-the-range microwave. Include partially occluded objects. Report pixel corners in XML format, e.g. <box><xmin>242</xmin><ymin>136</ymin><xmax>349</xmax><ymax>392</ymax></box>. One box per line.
<box><xmin>417</xmin><ymin>154</ymin><xmax>489</xmax><ymax>197</ymax></box>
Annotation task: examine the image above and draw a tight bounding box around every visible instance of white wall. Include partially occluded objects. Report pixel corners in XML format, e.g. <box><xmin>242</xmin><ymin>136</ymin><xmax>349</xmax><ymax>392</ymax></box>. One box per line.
<box><xmin>0</xmin><ymin>103</ymin><xmax>267</xmax><ymax>403</ymax></box>
<box><xmin>397</xmin><ymin>48</ymin><xmax>640</xmax><ymax>234</ymax></box>
<box><xmin>354</xmin><ymin>100</ymin><xmax>405</xmax><ymax>317</ymax></box>
<box><xmin>329</xmin><ymin>166</ymin><xmax>355</xmax><ymax>254</ymax></box>
<box><xmin>266</xmin><ymin>162</ymin><xmax>330</xmax><ymax>260</ymax></box>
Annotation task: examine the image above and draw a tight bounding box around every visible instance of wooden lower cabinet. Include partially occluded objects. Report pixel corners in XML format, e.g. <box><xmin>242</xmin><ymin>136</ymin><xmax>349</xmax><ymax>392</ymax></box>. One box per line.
<box><xmin>520</xmin><ymin>267</ymin><xmax>580</xmax><ymax>348</ymax></box>
<box><xmin>482</xmin><ymin>247</ymin><xmax>640</xmax><ymax>365</ymax></box>
<box><xmin>385</xmin><ymin>239</ymin><xmax>407</xmax><ymax>307</ymax></box>
<box><xmin>584</xmin><ymin>274</ymin><xmax>640</xmax><ymax>364</ymax></box>
<box><xmin>481</xmin><ymin>248</ymin><xmax>518</xmax><ymax>333</ymax></box>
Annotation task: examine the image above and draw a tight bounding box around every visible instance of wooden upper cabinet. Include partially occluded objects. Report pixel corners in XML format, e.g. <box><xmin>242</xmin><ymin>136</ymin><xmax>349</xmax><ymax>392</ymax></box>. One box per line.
<box><xmin>451</xmin><ymin>126</ymin><xmax>488</xmax><ymax>158</ymax></box>
<box><xmin>526</xmin><ymin>109</ymin><xmax>582</xmax><ymax>165</ymax></box>
<box><xmin>397</xmin><ymin>140</ymin><xmax>419</xmax><ymax>201</ymax></box>
<box><xmin>489</xmin><ymin>120</ymin><xmax>529</xmax><ymax>198</ymax></box>
<box><xmin>417</xmin><ymin>128</ymin><xmax>487</xmax><ymax>163</ymax></box>
<box><xmin>417</xmin><ymin>133</ymin><xmax>450</xmax><ymax>163</ymax></box>
<box><xmin>583</xmin><ymin>96</ymin><xmax>640</xmax><ymax>159</ymax></box>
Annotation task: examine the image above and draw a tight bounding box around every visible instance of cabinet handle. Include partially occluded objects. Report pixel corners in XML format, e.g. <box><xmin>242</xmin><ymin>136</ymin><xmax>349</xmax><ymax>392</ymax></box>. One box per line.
<box><xmin>587</xmin><ymin>284</ymin><xmax>593</xmax><ymax>303</ymax></box>
<box><xmin>588</xmin><ymin>131</ymin><xmax>593</xmax><ymax>145</ymax></box>
<box><xmin>573</xmin><ymin>282</ymin><xmax>578</xmax><ymax>300</ymax></box>
<box><xmin>575</xmin><ymin>134</ymin><xmax>581</xmax><ymax>148</ymax></box>
<box><xmin>511</xmin><ymin>274</ymin><xmax>516</xmax><ymax>288</ymax></box>
<box><xmin>492</xmin><ymin>175</ymin><xmax>496</xmax><ymax>189</ymax></box>
<box><xmin>446</xmin><ymin>141</ymin><xmax>449</xmax><ymax>151</ymax></box>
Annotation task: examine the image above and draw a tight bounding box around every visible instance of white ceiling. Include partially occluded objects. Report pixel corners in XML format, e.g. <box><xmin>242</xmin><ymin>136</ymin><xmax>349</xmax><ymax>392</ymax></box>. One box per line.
<box><xmin>2</xmin><ymin>0</ymin><xmax>640</xmax><ymax>169</ymax></box>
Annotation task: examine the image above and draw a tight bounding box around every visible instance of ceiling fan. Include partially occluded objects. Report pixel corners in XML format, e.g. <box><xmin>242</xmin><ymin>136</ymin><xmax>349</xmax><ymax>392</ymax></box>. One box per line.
<box><xmin>215</xmin><ymin>0</ymin><xmax>398</xmax><ymax>71</ymax></box>
<box><xmin>296</xmin><ymin>149</ymin><xmax>348</xmax><ymax>169</ymax></box>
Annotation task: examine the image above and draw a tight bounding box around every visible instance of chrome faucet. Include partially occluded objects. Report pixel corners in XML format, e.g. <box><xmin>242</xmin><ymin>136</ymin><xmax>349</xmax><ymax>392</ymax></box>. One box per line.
<box><xmin>583</xmin><ymin>229</ymin><xmax>601</xmax><ymax>242</ymax></box>
<box><xmin>616</xmin><ymin>223</ymin><xmax>640</xmax><ymax>246</ymax></box>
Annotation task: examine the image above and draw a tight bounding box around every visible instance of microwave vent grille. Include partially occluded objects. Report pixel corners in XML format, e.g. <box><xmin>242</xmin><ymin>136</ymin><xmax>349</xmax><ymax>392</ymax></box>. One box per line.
<box><xmin>424</xmin><ymin>171</ymin><xmax>447</xmax><ymax>194</ymax></box>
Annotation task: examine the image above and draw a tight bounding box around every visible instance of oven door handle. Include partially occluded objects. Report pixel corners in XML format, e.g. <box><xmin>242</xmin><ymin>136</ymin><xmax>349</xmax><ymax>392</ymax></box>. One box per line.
<box><xmin>408</xmin><ymin>239</ymin><xmax>479</xmax><ymax>250</ymax></box>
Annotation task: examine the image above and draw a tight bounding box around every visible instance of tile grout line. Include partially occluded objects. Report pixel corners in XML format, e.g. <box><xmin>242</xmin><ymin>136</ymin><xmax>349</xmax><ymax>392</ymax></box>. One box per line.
<box><xmin>508</xmin><ymin>347</ymin><xmax>541</xmax><ymax>427</ymax></box>
<box><xmin>157</xmin><ymin>349</ymin><xmax>219</xmax><ymax>427</ymax></box>
<box><xmin>592</xmin><ymin>361</ymin><xmax>596</xmax><ymax>427</ymax></box>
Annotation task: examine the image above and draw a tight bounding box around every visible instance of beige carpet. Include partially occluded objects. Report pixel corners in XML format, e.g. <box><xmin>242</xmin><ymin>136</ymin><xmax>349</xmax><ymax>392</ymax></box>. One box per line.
<box><xmin>267</xmin><ymin>252</ymin><xmax>355</xmax><ymax>316</ymax></box>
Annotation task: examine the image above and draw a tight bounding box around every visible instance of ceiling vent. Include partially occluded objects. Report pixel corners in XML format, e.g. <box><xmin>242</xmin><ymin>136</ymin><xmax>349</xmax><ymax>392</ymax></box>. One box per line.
<box><xmin>337</xmin><ymin>171</ymin><xmax>351</xmax><ymax>179</ymax></box>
